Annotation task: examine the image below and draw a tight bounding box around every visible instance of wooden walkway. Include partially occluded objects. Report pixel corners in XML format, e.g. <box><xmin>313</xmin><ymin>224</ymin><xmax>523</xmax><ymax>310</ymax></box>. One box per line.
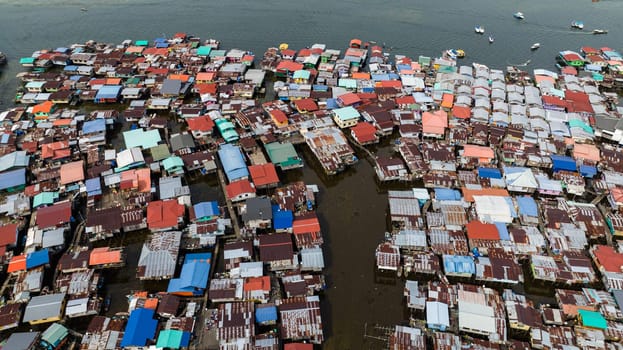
<box><xmin>216</xmin><ymin>168</ymin><xmax>241</xmax><ymax>240</ymax></box>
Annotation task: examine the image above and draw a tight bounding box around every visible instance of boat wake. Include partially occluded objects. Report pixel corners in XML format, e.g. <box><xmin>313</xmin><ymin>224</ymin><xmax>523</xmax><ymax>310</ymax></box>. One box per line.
<box><xmin>507</xmin><ymin>59</ymin><xmax>531</xmax><ymax>67</ymax></box>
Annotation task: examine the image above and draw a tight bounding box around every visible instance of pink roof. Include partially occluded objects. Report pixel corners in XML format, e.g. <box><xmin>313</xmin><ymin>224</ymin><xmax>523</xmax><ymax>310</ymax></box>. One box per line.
<box><xmin>573</xmin><ymin>143</ymin><xmax>600</xmax><ymax>162</ymax></box>
<box><xmin>463</xmin><ymin>144</ymin><xmax>494</xmax><ymax>159</ymax></box>
<box><xmin>60</xmin><ymin>160</ymin><xmax>85</xmax><ymax>185</ymax></box>
<box><xmin>248</xmin><ymin>163</ymin><xmax>280</xmax><ymax>187</ymax></box>
<box><xmin>422</xmin><ymin>110</ymin><xmax>448</xmax><ymax>135</ymax></box>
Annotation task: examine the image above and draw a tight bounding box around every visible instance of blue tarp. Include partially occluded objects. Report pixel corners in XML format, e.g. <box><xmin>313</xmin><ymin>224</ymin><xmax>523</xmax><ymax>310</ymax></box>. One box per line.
<box><xmin>26</xmin><ymin>249</ymin><xmax>49</xmax><ymax>269</ymax></box>
<box><xmin>167</xmin><ymin>253</ymin><xmax>212</xmax><ymax>296</ymax></box>
<box><xmin>494</xmin><ymin>222</ymin><xmax>510</xmax><ymax>241</ymax></box>
<box><xmin>579</xmin><ymin>164</ymin><xmax>597</xmax><ymax>178</ymax></box>
<box><xmin>550</xmin><ymin>154</ymin><xmax>577</xmax><ymax>172</ymax></box>
<box><xmin>63</xmin><ymin>65</ymin><xmax>78</xmax><ymax>72</ymax></box>
<box><xmin>478</xmin><ymin>167</ymin><xmax>502</xmax><ymax>179</ymax></box>
<box><xmin>325</xmin><ymin>98</ymin><xmax>339</xmax><ymax>110</ymax></box>
<box><xmin>193</xmin><ymin>201</ymin><xmax>220</xmax><ymax>219</ymax></box>
<box><xmin>255</xmin><ymin>305</ymin><xmax>278</xmax><ymax>324</ymax></box>
<box><xmin>503</xmin><ymin>197</ymin><xmax>518</xmax><ymax>218</ymax></box>
<box><xmin>516</xmin><ymin>196</ymin><xmax>538</xmax><ymax>217</ymax></box>
<box><xmin>218</xmin><ymin>144</ymin><xmax>249</xmax><ymax>183</ymax></box>
<box><xmin>121</xmin><ymin>308</ymin><xmax>157</xmax><ymax>347</ymax></box>
<box><xmin>0</xmin><ymin>168</ymin><xmax>26</xmax><ymax>191</ymax></box>
<box><xmin>435</xmin><ymin>188</ymin><xmax>462</xmax><ymax>201</ymax></box>
<box><xmin>443</xmin><ymin>255</ymin><xmax>475</xmax><ymax>275</ymax></box>
<box><xmin>272</xmin><ymin>205</ymin><xmax>293</xmax><ymax>230</ymax></box>
<box><xmin>85</xmin><ymin>178</ymin><xmax>102</xmax><ymax>197</ymax></box>
<box><xmin>82</xmin><ymin>118</ymin><xmax>106</xmax><ymax>134</ymax></box>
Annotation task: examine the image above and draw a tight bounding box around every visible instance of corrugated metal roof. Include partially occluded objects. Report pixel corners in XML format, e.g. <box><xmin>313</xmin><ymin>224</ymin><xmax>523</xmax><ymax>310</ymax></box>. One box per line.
<box><xmin>23</xmin><ymin>293</ymin><xmax>65</xmax><ymax>323</ymax></box>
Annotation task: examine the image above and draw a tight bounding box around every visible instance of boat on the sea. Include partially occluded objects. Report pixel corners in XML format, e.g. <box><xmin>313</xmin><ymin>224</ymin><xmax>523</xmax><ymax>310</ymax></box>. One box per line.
<box><xmin>0</xmin><ymin>52</ymin><xmax>6</xmax><ymax>65</ymax></box>
<box><xmin>571</xmin><ymin>21</ymin><xmax>584</xmax><ymax>30</ymax></box>
<box><xmin>514</xmin><ymin>12</ymin><xmax>525</xmax><ymax>20</ymax></box>
<box><xmin>593</xmin><ymin>29</ymin><xmax>608</xmax><ymax>35</ymax></box>
<box><xmin>445</xmin><ymin>49</ymin><xmax>465</xmax><ymax>59</ymax></box>
<box><xmin>531</xmin><ymin>43</ymin><xmax>540</xmax><ymax>50</ymax></box>
<box><xmin>80</xmin><ymin>7</ymin><xmax>88</xmax><ymax>12</ymax></box>
<box><xmin>474</xmin><ymin>25</ymin><xmax>485</xmax><ymax>34</ymax></box>
<box><xmin>488</xmin><ymin>36</ymin><xmax>495</xmax><ymax>44</ymax></box>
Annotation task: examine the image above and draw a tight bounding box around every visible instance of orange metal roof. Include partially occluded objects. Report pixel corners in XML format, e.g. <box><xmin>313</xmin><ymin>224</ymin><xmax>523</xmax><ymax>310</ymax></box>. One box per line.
<box><xmin>143</xmin><ymin>298</ymin><xmax>159</xmax><ymax>309</ymax></box>
<box><xmin>573</xmin><ymin>143</ymin><xmax>600</xmax><ymax>162</ymax></box>
<box><xmin>89</xmin><ymin>247</ymin><xmax>122</xmax><ymax>266</ymax></box>
<box><xmin>293</xmin><ymin>216</ymin><xmax>321</xmax><ymax>234</ymax></box>
<box><xmin>249</xmin><ymin>163</ymin><xmax>279</xmax><ymax>187</ymax></box>
<box><xmin>32</xmin><ymin>101</ymin><xmax>54</xmax><ymax>114</ymax></box>
<box><xmin>462</xmin><ymin>187</ymin><xmax>509</xmax><ymax>202</ymax></box>
<box><xmin>466</xmin><ymin>220</ymin><xmax>499</xmax><ymax>240</ymax></box>
<box><xmin>592</xmin><ymin>245</ymin><xmax>623</xmax><ymax>273</ymax></box>
<box><xmin>243</xmin><ymin>276</ymin><xmax>270</xmax><ymax>291</ymax></box>
<box><xmin>463</xmin><ymin>144</ymin><xmax>495</xmax><ymax>159</ymax></box>
<box><xmin>7</xmin><ymin>254</ymin><xmax>26</xmax><ymax>273</ymax></box>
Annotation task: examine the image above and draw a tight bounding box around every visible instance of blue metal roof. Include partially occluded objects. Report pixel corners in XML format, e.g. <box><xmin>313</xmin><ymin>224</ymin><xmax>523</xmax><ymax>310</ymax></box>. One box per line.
<box><xmin>64</xmin><ymin>65</ymin><xmax>78</xmax><ymax>72</ymax></box>
<box><xmin>121</xmin><ymin>308</ymin><xmax>157</xmax><ymax>347</ymax></box>
<box><xmin>435</xmin><ymin>188</ymin><xmax>462</xmax><ymax>201</ymax></box>
<box><xmin>504</xmin><ymin>197</ymin><xmax>518</xmax><ymax>218</ymax></box>
<box><xmin>95</xmin><ymin>85</ymin><xmax>122</xmax><ymax>100</ymax></box>
<box><xmin>193</xmin><ymin>201</ymin><xmax>220</xmax><ymax>219</ymax></box>
<box><xmin>0</xmin><ymin>168</ymin><xmax>26</xmax><ymax>191</ymax></box>
<box><xmin>494</xmin><ymin>222</ymin><xmax>510</xmax><ymax>241</ymax></box>
<box><xmin>85</xmin><ymin>178</ymin><xmax>102</xmax><ymax>197</ymax></box>
<box><xmin>255</xmin><ymin>305</ymin><xmax>278</xmax><ymax>324</ymax></box>
<box><xmin>579</xmin><ymin>164</ymin><xmax>597</xmax><ymax>178</ymax></box>
<box><xmin>272</xmin><ymin>205</ymin><xmax>293</xmax><ymax>230</ymax></box>
<box><xmin>82</xmin><ymin>118</ymin><xmax>106</xmax><ymax>134</ymax></box>
<box><xmin>478</xmin><ymin>167</ymin><xmax>502</xmax><ymax>179</ymax></box>
<box><xmin>26</xmin><ymin>249</ymin><xmax>49</xmax><ymax>269</ymax></box>
<box><xmin>550</xmin><ymin>154</ymin><xmax>577</xmax><ymax>172</ymax></box>
<box><xmin>167</xmin><ymin>253</ymin><xmax>211</xmax><ymax>296</ymax></box>
<box><xmin>516</xmin><ymin>196</ymin><xmax>538</xmax><ymax>217</ymax></box>
<box><xmin>325</xmin><ymin>98</ymin><xmax>339</xmax><ymax>110</ymax></box>
<box><xmin>218</xmin><ymin>144</ymin><xmax>249</xmax><ymax>182</ymax></box>
<box><xmin>443</xmin><ymin>255</ymin><xmax>475</xmax><ymax>275</ymax></box>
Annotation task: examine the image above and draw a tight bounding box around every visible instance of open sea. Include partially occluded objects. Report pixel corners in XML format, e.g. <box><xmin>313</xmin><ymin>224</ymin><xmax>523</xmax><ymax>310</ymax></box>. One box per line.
<box><xmin>1</xmin><ymin>0</ymin><xmax>622</xmax><ymax>348</ymax></box>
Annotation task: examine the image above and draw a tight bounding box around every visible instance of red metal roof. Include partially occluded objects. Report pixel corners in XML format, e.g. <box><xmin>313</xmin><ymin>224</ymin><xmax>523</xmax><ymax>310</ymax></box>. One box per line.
<box><xmin>293</xmin><ymin>216</ymin><xmax>321</xmax><ymax>234</ymax></box>
<box><xmin>293</xmin><ymin>98</ymin><xmax>319</xmax><ymax>112</ymax></box>
<box><xmin>36</xmin><ymin>201</ymin><xmax>72</xmax><ymax>228</ymax></box>
<box><xmin>186</xmin><ymin>116</ymin><xmax>215</xmax><ymax>132</ymax></box>
<box><xmin>351</xmin><ymin>122</ymin><xmax>377</xmax><ymax>143</ymax></box>
<box><xmin>146</xmin><ymin>200</ymin><xmax>185</xmax><ymax>229</ymax></box>
<box><xmin>452</xmin><ymin>105</ymin><xmax>471</xmax><ymax>119</ymax></box>
<box><xmin>592</xmin><ymin>245</ymin><xmax>623</xmax><ymax>273</ymax></box>
<box><xmin>248</xmin><ymin>163</ymin><xmax>280</xmax><ymax>187</ymax></box>
<box><xmin>0</xmin><ymin>223</ymin><xmax>18</xmax><ymax>247</ymax></box>
<box><xmin>338</xmin><ymin>93</ymin><xmax>361</xmax><ymax>106</ymax></box>
<box><xmin>466</xmin><ymin>220</ymin><xmax>499</xmax><ymax>240</ymax></box>
<box><xmin>226</xmin><ymin>180</ymin><xmax>255</xmax><ymax>199</ymax></box>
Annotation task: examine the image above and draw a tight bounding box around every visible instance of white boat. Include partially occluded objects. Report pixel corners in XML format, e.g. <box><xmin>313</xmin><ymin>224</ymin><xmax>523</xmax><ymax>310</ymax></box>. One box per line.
<box><xmin>488</xmin><ymin>36</ymin><xmax>495</xmax><ymax>44</ymax></box>
<box><xmin>593</xmin><ymin>29</ymin><xmax>608</xmax><ymax>35</ymax></box>
<box><xmin>571</xmin><ymin>21</ymin><xmax>584</xmax><ymax>30</ymax></box>
<box><xmin>530</xmin><ymin>43</ymin><xmax>540</xmax><ymax>50</ymax></box>
<box><xmin>474</xmin><ymin>25</ymin><xmax>485</xmax><ymax>34</ymax></box>
<box><xmin>514</xmin><ymin>12</ymin><xmax>525</xmax><ymax>20</ymax></box>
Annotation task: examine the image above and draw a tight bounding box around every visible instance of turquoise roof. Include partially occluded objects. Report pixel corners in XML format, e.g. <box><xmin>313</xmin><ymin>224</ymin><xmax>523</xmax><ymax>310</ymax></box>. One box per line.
<box><xmin>135</xmin><ymin>40</ymin><xmax>149</xmax><ymax>46</ymax></box>
<box><xmin>215</xmin><ymin>119</ymin><xmax>239</xmax><ymax>142</ymax></box>
<box><xmin>338</xmin><ymin>78</ymin><xmax>357</xmax><ymax>89</ymax></box>
<box><xmin>578</xmin><ymin>309</ymin><xmax>607</xmax><ymax>329</ymax></box>
<box><xmin>162</xmin><ymin>156</ymin><xmax>184</xmax><ymax>171</ymax></box>
<box><xmin>334</xmin><ymin>106</ymin><xmax>360</xmax><ymax>121</ymax></box>
<box><xmin>265</xmin><ymin>142</ymin><xmax>302</xmax><ymax>168</ymax></box>
<box><xmin>20</xmin><ymin>57</ymin><xmax>35</xmax><ymax>64</ymax></box>
<box><xmin>197</xmin><ymin>46</ymin><xmax>212</xmax><ymax>56</ymax></box>
<box><xmin>209</xmin><ymin>49</ymin><xmax>226</xmax><ymax>57</ymax></box>
<box><xmin>156</xmin><ymin>329</ymin><xmax>190</xmax><ymax>349</ymax></box>
<box><xmin>41</xmin><ymin>323</ymin><xmax>68</xmax><ymax>346</ymax></box>
<box><xmin>123</xmin><ymin>128</ymin><xmax>162</xmax><ymax>149</ymax></box>
<box><xmin>569</xmin><ymin>119</ymin><xmax>594</xmax><ymax>134</ymax></box>
<box><xmin>33</xmin><ymin>192</ymin><xmax>59</xmax><ymax>208</ymax></box>
<box><xmin>293</xmin><ymin>70</ymin><xmax>311</xmax><ymax>80</ymax></box>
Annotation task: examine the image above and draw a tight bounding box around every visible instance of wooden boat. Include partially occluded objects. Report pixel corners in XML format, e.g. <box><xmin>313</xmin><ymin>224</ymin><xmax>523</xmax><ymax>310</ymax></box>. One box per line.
<box><xmin>514</xmin><ymin>12</ymin><xmax>525</xmax><ymax>20</ymax></box>
<box><xmin>531</xmin><ymin>43</ymin><xmax>540</xmax><ymax>50</ymax></box>
<box><xmin>474</xmin><ymin>25</ymin><xmax>485</xmax><ymax>34</ymax></box>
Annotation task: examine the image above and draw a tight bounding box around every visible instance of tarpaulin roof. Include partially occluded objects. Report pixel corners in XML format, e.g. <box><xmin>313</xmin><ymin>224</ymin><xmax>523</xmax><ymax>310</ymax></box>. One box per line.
<box><xmin>255</xmin><ymin>305</ymin><xmax>278</xmax><ymax>323</ymax></box>
<box><xmin>478</xmin><ymin>167</ymin><xmax>502</xmax><ymax>179</ymax></box>
<box><xmin>120</xmin><ymin>308</ymin><xmax>157</xmax><ymax>347</ymax></box>
<box><xmin>26</xmin><ymin>249</ymin><xmax>49</xmax><ymax>269</ymax></box>
<box><xmin>272</xmin><ymin>205</ymin><xmax>293</xmax><ymax>230</ymax></box>
<box><xmin>550</xmin><ymin>154</ymin><xmax>577</xmax><ymax>172</ymax></box>
<box><xmin>516</xmin><ymin>196</ymin><xmax>538</xmax><ymax>217</ymax></box>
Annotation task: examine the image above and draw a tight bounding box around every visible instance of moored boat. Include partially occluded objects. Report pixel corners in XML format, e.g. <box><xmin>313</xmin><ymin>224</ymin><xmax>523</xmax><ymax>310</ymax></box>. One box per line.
<box><xmin>488</xmin><ymin>35</ymin><xmax>495</xmax><ymax>44</ymax></box>
<box><xmin>531</xmin><ymin>43</ymin><xmax>540</xmax><ymax>50</ymax></box>
<box><xmin>0</xmin><ymin>52</ymin><xmax>6</xmax><ymax>65</ymax></box>
<box><xmin>445</xmin><ymin>49</ymin><xmax>465</xmax><ymax>59</ymax></box>
<box><xmin>474</xmin><ymin>25</ymin><xmax>485</xmax><ymax>34</ymax></box>
<box><xmin>514</xmin><ymin>12</ymin><xmax>525</xmax><ymax>20</ymax></box>
<box><xmin>571</xmin><ymin>21</ymin><xmax>584</xmax><ymax>30</ymax></box>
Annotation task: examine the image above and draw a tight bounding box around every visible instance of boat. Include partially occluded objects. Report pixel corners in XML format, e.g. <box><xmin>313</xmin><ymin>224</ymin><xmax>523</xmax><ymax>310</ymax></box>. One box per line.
<box><xmin>488</xmin><ymin>35</ymin><xmax>495</xmax><ymax>44</ymax></box>
<box><xmin>593</xmin><ymin>29</ymin><xmax>608</xmax><ymax>35</ymax></box>
<box><xmin>80</xmin><ymin>7</ymin><xmax>88</xmax><ymax>12</ymax></box>
<box><xmin>530</xmin><ymin>43</ymin><xmax>540</xmax><ymax>50</ymax></box>
<box><xmin>445</xmin><ymin>49</ymin><xmax>465</xmax><ymax>59</ymax></box>
<box><xmin>474</xmin><ymin>25</ymin><xmax>485</xmax><ymax>34</ymax></box>
<box><xmin>514</xmin><ymin>12</ymin><xmax>525</xmax><ymax>20</ymax></box>
<box><xmin>0</xmin><ymin>52</ymin><xmax>6</xmax><ymax>65</ymax></box>
<box><xmin>571</xmin><ymin>21</ymin><xmax>584</xmax><ymax>30</ymax></box>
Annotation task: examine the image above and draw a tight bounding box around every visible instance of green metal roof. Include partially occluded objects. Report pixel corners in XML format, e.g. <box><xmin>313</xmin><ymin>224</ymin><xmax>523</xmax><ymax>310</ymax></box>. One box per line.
<box><xmin>265</xmin><ymin>142</ymin><xmax>302</xmax><ymax>168</ymax></box>
<box><xmin>123</xmin><ymin>128</ymin><xmax>162</xmax><ymax>149</ymax></box>
<box><xmin>338</xmin><ymin>78</ymin><xmax>357</xmax><ymax>89</ymax></box>
<box><xmin>150</xmin><ymin>144</ymin><xmax>171</xmax><ymax>161</ymax></box>
<box><xmin>209</xmin><ymin>49</ymin><xmax>226</xmax><ymax>57</ymax></box>
<box><xmin>162</xmin><ymin>156</ymin><xmax>184</xmax><ymax>171</ymax></box>
<box><xmin>20</xmin><ymin>57</ymin><xmax>35</xmax><ymax>64</ymax></box>
<box><xmin>334</xmin><ymin>106</ymin><xmax>360</xmax><ymax>121</ymax></box>
<box><xmin>197</xmin><ymin>46</ymin><xmax>212</xmax><ymax>56</ymax></box>
<box><xmin>135</xmin><ymin>40</ymin><xmax>149</xmax><ymax>46</ymax></box>
<box><xmin>293</xmin><ymin>70</ymin><xmax>311</xmax><ymax>80</ymax></box>
<box><xmin>33</xmin><ymin>192</ymin><xmax>59</xmax><ymax>208</ymax></box>
<box><xmin>156</xmin><ymin>329</ymin><xmax>184</xmax><ymax>349</ymax></box>
<box><xmin>41</xmin><ymin>323</ymin><xmax>68</xmax><ymax>346</ymax></box>
<box><xmin>578</xmin><ymin>309</ymin><xmax>607</xmax><ymax>329</ymax></box>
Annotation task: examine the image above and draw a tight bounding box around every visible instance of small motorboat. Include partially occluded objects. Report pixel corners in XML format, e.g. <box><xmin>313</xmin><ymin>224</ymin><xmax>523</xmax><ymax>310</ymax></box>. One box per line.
<box><xmin>514</xmin><ymin>12</ymin><xmax>525</xmax><ymax>20</ymax></box>
<box><xmin>593</xmin><ymin>29</ymin><xmax>608</xmax><ymax>35</ymax></box>
<box><xmin>571</xmin><ymin>21</ymin><xmax>584</xmax><ymax>30</ymax></box>
<box><xmin>488</xmin><ymin>36</ymin><xmax>495</xmax><ymax>44</ymax></box>
<box><xmin>80</xmin><ymin>7</ymin><xmax>88</xmax><ymax>12</ymax></box>
<box><xmin>445</xmin><ymin>49</ymin><xmax>465</xmax><ymax>59</ymax></box>
<box><xmin>0</xmin><ymin>52</ymin><xmax>6</xmax><ymax>65</ymax></box>
<box><xmin>474</xmin><ymin>25</ymin><xmax>485</xmax><ymax>34</ymax></box>
<box><xmin>531</xmin><ymin>43</ymin><xmax>541</xmax><ymax>50</ymax></box>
